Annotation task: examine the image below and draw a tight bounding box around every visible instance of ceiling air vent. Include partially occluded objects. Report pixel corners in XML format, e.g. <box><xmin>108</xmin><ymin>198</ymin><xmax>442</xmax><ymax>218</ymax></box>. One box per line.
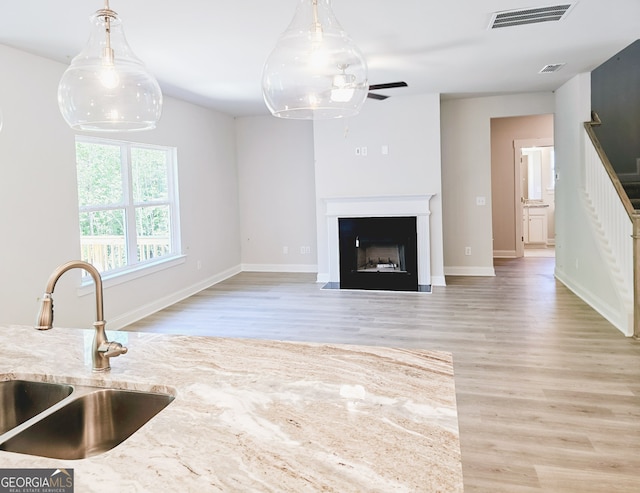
<box><xmin>539</xmin><ymin>63</ymin><xmax>566</xmax><ymax>73</ymax></box>
<box><xmin>489</xmin><ymin>4</ymin><xmax>574</xmax><ymax>29</ymax></box>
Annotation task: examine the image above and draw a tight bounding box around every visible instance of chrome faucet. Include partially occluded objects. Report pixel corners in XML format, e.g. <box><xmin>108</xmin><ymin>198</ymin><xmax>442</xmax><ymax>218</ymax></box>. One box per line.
<box><xmin>35</xmin><ymin>260</ymin><xmax>127</xmax><ymax>372</ymax></box>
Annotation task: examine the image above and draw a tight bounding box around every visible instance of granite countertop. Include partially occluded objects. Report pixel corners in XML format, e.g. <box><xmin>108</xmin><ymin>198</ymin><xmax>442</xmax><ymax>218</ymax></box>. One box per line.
<box><xmin>1</xmin><ymin>325</ymin><xmax>463</xmax><ymax>492</ymax></box>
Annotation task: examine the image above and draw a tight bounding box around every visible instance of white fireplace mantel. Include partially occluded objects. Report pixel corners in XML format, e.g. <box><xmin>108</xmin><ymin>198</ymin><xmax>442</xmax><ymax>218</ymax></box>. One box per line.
<box><xmin>323</xmin><ymin>195</ymin><xmax>434</xmax><ymax>287</ymax></box>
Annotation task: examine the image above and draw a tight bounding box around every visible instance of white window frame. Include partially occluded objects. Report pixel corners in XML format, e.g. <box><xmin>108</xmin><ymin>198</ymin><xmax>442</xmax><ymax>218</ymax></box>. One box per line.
<box><xmin>76</xmin><ymin>135</ymin><xmax>182</xmax><ymax>287</ymax></box>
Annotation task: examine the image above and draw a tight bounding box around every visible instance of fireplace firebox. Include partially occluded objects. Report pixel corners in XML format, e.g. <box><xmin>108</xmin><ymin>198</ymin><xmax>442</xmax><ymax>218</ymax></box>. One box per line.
<box><xmin>338</xmin><ymin>216</ymin><xmax>418</xmax><ymax>291</ymax></box>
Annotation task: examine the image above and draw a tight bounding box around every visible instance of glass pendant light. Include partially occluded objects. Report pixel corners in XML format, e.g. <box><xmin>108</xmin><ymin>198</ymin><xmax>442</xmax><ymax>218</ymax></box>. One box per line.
<box><xmin>262</xmin><ymin>0</ymin><xmax>368</xmax><ymax>120</ymax></box>
<box><xmin>58</xmin><ymin>0</ymin><xmax>162</xmax><ymax>131</ymax></box>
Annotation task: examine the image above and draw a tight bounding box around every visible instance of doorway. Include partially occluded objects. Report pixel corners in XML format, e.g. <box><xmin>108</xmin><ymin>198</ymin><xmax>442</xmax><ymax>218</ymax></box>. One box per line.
<box><xmin>514</xmin><ymin>139</ymin><xmax>555</xmax><ymax>258</ymax></box>
<box><xmin>490</xmin><ymin>114</ymin><xmax>555</xmax><ymax>260</ymax></box>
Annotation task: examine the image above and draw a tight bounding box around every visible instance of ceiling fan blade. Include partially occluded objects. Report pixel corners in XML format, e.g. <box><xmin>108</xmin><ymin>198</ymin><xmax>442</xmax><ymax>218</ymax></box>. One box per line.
<box><xmin>368</xmin><ymin>81</ymin><xmax>408</xmax><ymax>91</ymax></box>
<box><xmin>367</xmin><ymin>93</ymin><xmax>389</xmax><ymax>100</ymax></box>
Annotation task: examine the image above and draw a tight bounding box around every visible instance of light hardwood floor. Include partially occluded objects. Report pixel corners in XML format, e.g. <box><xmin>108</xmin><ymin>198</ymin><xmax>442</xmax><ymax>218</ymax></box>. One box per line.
<box><xmin>125</xmin><ymin>258</ymin><xmax>640</xmax><ymax>492</ymax></box>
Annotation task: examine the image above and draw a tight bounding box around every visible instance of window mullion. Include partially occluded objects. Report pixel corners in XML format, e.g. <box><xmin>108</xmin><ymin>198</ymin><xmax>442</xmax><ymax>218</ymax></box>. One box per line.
<box><xmin>79</xmin><ymin>203</ymin><xmax>126</xmax><ymax>214</ymax></box>
<box><xmin>122</xmin><ymin>144</ymin><xmax>137</xmax><ymax>266</ymax></box>
<box><xmin>168</xmin><ymin>148</ymin><xmax>181</xmax><ymax>254</ymax></box>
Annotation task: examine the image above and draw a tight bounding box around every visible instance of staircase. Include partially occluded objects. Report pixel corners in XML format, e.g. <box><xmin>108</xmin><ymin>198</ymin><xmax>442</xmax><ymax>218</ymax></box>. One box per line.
<box><xmin>622</xmin><ymin>181</ymin><xmax>640</xmax><ymax>210</ymax></box>
<box><xmin>583</xmin><ymin>118</ymin><xmax>639</xmax><ymax>337</ymax></box>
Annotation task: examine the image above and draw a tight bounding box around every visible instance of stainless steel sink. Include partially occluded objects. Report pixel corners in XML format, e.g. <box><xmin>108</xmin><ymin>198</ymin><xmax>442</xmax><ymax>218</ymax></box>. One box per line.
<box><xmin>0</xmin><ymin>380</ymin><xmax>73</xmax><ymax>434</ymax></box>
<box><xmin>0</xmin><ymin>383</ymin><xmax>174</xmax><ymax>459</ymax></box>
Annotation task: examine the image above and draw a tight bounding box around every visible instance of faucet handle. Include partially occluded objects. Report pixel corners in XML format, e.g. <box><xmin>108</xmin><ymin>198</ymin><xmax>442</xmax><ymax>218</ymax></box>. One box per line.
<box><xmin>98</xmin><ymin>341</ymin><xmax>128</xmax><ymax>358</ymax></box>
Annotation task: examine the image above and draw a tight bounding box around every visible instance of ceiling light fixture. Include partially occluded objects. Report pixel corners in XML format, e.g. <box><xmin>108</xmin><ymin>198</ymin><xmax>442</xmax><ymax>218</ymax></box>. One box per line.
<box><xmin>58</xmin><ymin>0</ymin><xmax>162</xmax><ymax>131</ymax></box>
<box><xmin>262</xmin><ymin>0</ymin><xmax>368</xmax><ymax>120</ymax></box>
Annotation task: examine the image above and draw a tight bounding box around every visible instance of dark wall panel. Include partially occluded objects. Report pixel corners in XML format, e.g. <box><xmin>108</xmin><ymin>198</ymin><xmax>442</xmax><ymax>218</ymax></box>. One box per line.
<box><xmin>592</xmin><ymin>39</ymin><xmax>640</xmax><ymax>175</ymax></box>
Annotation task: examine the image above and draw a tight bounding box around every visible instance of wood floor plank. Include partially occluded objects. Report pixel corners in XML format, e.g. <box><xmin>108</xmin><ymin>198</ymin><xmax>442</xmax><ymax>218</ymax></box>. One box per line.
<box><xmin>125</xmin><ymin>258</ymin><xmax>640</xmax><ymax>492</ymax></box>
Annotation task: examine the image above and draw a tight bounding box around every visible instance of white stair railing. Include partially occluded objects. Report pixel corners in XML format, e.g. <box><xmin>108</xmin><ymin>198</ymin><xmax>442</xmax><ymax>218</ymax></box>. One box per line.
<box><xmin>583</xmin><ymin>124</ymin><xmax>634</xmax><ymax>333</ymax></box>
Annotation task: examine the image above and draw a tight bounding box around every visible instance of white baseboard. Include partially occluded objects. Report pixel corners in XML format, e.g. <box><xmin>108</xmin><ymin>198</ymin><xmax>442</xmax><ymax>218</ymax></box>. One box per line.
<box><xmin>493</xmin><ymin>250</ymin><xmax>517</xmax><ymax>258</ymax></box>
<box><xmin>444</xmin><ymin>266</ymin><xmax>496</xmax><ymax>277</ymax></box>
<box><xmin>241</xmin><ymin>263</ymin><xmax>318</xmax><ymax>273</ymax></box>
<box><xmin>109</xmin><ymin>264</ymin><xmax>242</xmax><ymax>330</ymax></box>
<box><xmin>554</xmin><ymin>267</ymin><xmax>632</xmax><ymax>337</ymax></box>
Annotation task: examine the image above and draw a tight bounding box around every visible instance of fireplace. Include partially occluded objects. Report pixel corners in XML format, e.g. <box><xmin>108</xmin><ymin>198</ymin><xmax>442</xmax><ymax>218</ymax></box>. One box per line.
<box><xmin>322</xmin><ymin>195</ymin><xmax>434</xmax><ymax>292</ymax></box>
<box><xmin>339</xmin><ymin>217</ymin><xmax>418</xmax><ymax>291</ymax></box>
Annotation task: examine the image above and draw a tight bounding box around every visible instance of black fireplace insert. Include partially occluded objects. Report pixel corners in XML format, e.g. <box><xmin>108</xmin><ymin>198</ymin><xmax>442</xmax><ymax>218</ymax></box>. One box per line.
<box><xmin>338</xmin><ymin>216</ymin><xmax>418</xmax><ymax>291</ymax></box>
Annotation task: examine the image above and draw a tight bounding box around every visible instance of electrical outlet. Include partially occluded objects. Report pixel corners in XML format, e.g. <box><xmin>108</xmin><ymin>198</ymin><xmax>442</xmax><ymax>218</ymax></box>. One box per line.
<box><xmin>197</xmin><ymin>260</ymin><xmax>202</xmax><ymax>270</ymax></box>
<box><xmin>465</xmin><ymin>247</ymin><xmax>471</xmax><ymax>256</ymax></box>
<box><xmin>283</xmin><ymin>246</ymin><xmax>289</xmax><ymax>254</ymax></box>
<box><xmin>304</xmin><ymin>246</ymin><xmax>311</xmax><ymax>254</ymax></box>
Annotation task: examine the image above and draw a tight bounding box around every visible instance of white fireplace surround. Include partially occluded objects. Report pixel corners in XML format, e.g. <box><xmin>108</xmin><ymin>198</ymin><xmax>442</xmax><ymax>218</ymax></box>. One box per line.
<box><xmin>323</xmin><ymin>195</ymin><xmax>434</xmax><ymax>287</ymax></box>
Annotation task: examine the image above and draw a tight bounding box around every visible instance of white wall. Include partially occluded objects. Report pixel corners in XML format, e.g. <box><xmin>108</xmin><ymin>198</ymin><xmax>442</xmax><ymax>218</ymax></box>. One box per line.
<box><xmin>0</xmin><ymin>44</ymin><xmax>241</xmax><ymax>329</ymax></box>
<box><xmin>313</xmin><ymin>93</ymin><xmax>445</xmax><ymax>285</ymax></box>
<box><xmin>2</xmin><ymin>44</ymin><xmax>628</xmax><ymax>335</ymax></box>
<box><xmin>235</xmin><ymin>116</ymin><xmax>317</xmax><ymax>272</ymax></box>
<box><xmin>440</xmin><ymin>92</ymin><xmax>555</xmax><ymax>275</ymax></box>
<box><xmin>553</xmin><ymin>73</ymin><xmax>627</xmax><ymax>332</ymax></box>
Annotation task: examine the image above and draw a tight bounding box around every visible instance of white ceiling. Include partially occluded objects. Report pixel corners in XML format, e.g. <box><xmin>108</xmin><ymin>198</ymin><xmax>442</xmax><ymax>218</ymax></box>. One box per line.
<box><xmin>1</xmin><ymin>0</ymin><xmax>639</xmax><ymax>117</ymax></box>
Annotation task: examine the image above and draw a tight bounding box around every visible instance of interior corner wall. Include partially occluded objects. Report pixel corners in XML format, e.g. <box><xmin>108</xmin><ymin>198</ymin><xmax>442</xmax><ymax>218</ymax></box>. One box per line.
<box><xmin>490</xmin><ymin>114</ymin><xmax>554</xmax><ymax>255</ymax></box>
<box><xmin>554</xmin><ymin>72</ymin><xmax>628</xmax><ymax>335</ymax></box>
<box><xmin>440</xmin><ymin>92</ymin><xmax>555</xmax><ymax>276</ymax></box>
<box><xmin>235</xmin><ymin>116</ymin><xmax>317</xmax><ymax>272</ymax></box>
<box><xmin>0</xmin><ymin>44</ymin><xmax>241</xmax><ymax>329</ymax></box>
<box><xmin>312</xmin><ymin>93</ymin><xmax>445</xmax><ymax>286</ymax></box>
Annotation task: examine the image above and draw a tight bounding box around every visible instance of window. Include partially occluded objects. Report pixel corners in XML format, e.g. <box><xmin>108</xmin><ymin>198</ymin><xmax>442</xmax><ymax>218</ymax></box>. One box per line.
<box><xmin>75</xmin><ymin>136</ymin><xmax>180</xmax><ymax>277</ymax></box>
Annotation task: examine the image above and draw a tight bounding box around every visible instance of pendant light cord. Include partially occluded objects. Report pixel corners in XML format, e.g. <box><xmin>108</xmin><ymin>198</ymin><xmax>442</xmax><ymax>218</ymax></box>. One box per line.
<box><xmin>312</xmin><ymin>0</ymin><xmax>322</xmax><ymax>34</ymax></box>
<box><xmin>104</xmin><ymin>13</ymin><xmax>112</xmax><ymax>61</ymax></box>
<box><xmin>96</xmin><ymin>0</ymin><xmax>117</xmax><ymax>64</ymax></box>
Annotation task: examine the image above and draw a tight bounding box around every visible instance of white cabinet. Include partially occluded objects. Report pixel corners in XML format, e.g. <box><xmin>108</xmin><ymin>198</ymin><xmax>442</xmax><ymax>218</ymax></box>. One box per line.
<box><xmin>523</xmin><ymin>206</ymin><xmax>548</xmax><ymax>245</ymax></box>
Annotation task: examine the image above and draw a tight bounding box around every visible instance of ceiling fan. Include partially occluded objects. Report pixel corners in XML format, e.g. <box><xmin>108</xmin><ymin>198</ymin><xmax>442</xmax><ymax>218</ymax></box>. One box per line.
<box><xmin>367</xmin><ymin>81</ymin><xmax>408</xmax><ymax>100</ymax></box>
